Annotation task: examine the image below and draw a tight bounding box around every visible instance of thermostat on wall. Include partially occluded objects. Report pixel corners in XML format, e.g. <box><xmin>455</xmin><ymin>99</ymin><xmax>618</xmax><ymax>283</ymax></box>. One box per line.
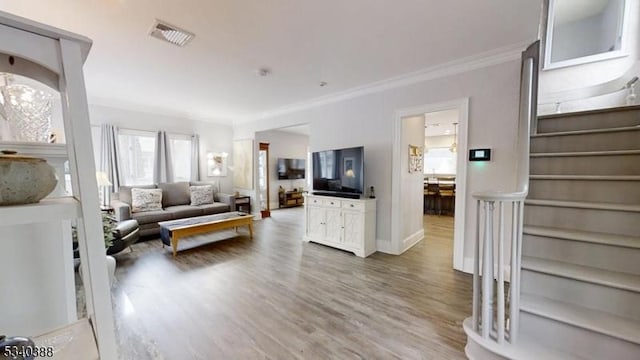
<box><xmin>469</xmin><ymin>148</ymin><xmax>491</xmax><ymax>161</ymax></box>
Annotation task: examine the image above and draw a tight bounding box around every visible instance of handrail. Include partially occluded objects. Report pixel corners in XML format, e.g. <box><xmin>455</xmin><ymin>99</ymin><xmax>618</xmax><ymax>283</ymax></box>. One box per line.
<box><xmin>467</xmin><ymin>41</ymin><xmax>539</xmax><ymax>349</ymax></box>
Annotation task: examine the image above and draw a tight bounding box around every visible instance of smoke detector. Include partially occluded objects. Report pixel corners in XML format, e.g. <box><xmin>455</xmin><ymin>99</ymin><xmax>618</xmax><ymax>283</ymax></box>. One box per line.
<box><xmin>150</xmin><ymin>20</ymin><xmax>195</xmax><ymax>47</ymax></box>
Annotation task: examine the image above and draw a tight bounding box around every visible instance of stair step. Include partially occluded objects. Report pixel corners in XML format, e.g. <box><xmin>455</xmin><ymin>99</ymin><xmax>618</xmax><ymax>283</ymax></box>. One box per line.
<box><xmin>537</xmin><ymin>105</ymin><xmax>640</xmax><ymax>133</ymax></box>
<box><xmin>521</xmin><ymin>294</ymin><xmax>640</xmax><ymax>345</ymax></box>
<box><xmin>529</xmin><ymin>178</ymin><xmax>640</xmax><ymax>205</ymax></box>
<box><xmin>530</xmin><ymin>149</ymin><xmax>640</xmax><ymax>157</ymax></box>
<box><xmin>520</xmin><ymin>311</ymin><xmax>640</xmax><ymax>360</ymax></box>
<box><xmin>530</xmin><ymin>175</ymin><xmax>640</xmax><ymax>181</ymax></box>
<box><xmin>521</xmin><ymin>257</ymin><xmax>640</xmax><ymax>320</ymax></box>
<box><xmin>531</xmin><ymin>126</ymin><xmax>640</xmax><ymax>153</ymax></box>
<box><xmin>530</xmin><ymin>150</ymin><xmax>640</xmax><ymax>175</ymax></box>
<box><xmin>531</xmin><ymin>125</ymin><xmax>640</xmax><ymax>138</ymax></box>
<box><xmin>522</xmin><ymin>256</ymin><xmax>640</xmax><ymax>293</ymax></box>
<box><xmin>525</xmin><ymin>199</ymin><xmax>640</xmax><ymax>213</ymax></box>
<box><xmin>523</xmin><ymin>225</ymin><xmax>640</xmax><ymax>249</ymax></box>
<box><xmin>463</xmin><ymin>318</ymin><xmax>583</xmax><ymax>360</ymax></box>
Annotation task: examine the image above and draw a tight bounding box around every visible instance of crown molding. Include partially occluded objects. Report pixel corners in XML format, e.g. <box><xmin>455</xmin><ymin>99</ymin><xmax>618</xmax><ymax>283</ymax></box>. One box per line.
<box><xmin>236</xmin><ymin>41</ymin><xmax>531</xmax><ymax>125</ymax></box>
<box><xmin>86</xmin><ymin>96</ymin><xmax>234</xmax><ymax>126</ymax></box>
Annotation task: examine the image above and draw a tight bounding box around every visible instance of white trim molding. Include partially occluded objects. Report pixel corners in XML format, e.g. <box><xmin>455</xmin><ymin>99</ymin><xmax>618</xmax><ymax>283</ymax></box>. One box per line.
<box><xmin>240</xmin><ymin>41</ymin><xmax>528</xmax><ymax>124</ymax></box>
<box><xmin>391</xmin><ymin>98</ymin><xmax>469</xmax><ymax>272</ymax></box>
<box><xmin>401</xmin><ymin>229</ymin><xmax>425</xmax><ymax>254</ymax></box>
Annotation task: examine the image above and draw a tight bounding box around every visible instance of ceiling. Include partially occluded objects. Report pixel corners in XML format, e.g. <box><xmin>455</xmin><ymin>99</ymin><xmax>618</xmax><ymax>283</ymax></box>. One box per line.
<box><xmin>425</xmin><ymin>109</ymin><xmax>458</xmax><ymax>137</ymax></box>
<box><xmin>0</xmin><ymin>0</ymin><xmax>541</xmax><ymax>124</ymax></box>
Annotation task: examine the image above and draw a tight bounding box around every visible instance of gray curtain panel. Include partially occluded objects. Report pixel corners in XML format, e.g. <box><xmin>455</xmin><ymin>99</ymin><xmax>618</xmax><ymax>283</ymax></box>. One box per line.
<box><xmin>100</xmin><ymin>123</ymin><xmax>121</xmax><ymax>192</ymax></box>
<box><xmin>190</xmin><ymin>134</ymin><xmax>200</xmax><ymax>181</ymax></box>
<box><xmin>154</xmin><ymin>131</ymin><xmax>173</xmax><ymax>183</ymax></box>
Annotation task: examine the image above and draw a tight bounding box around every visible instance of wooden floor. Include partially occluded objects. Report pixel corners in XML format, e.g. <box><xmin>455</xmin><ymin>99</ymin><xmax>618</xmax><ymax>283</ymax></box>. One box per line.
<box><xmin>112</xmin><ymin>209</ymin><xmax>471</xmax><ymax>359</ymax></box>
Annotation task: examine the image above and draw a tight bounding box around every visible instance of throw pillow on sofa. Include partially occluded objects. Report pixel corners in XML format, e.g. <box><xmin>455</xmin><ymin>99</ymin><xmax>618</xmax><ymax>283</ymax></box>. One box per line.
<box><xmin>190</xmin><ymin>185</ymin><xmax>214</xmax><ymax>206</ymax></box>
<box><xmin>131</xmin><ymin>188</ymin><xmax>163</xmax><ymax>213</ymax></box>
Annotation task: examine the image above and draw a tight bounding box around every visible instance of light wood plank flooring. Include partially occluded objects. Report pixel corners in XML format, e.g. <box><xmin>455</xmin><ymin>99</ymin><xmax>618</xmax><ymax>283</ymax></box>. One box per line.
<box><xmin>111</xmin><ymin>209</ymin><xmax>471</xmax><ymax>359</ymax></box>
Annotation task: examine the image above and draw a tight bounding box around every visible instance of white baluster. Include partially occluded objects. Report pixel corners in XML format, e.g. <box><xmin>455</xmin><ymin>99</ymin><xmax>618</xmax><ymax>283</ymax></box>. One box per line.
<box><xmin>510</xmin><ymin>200</ymin><xmax>518</xmax><ymax>342</ymax></box>
<box><xmin>481</xmin><ymin>200</ymin><xmax>495</xmax><ymax>339</ymax></box>
<box><xmin>473</xmin><ymin>200</ymin><xmax>481</xmax><ymax>331</ymax></box>
<box><xmin>497</xmin><ymin>201</ymin><xmax>505</xmax><ymax>343</ymax></box>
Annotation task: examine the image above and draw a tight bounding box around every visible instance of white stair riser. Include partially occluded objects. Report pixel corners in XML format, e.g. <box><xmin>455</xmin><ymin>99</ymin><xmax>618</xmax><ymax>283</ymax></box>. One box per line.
<box><xmin>530</xmin><ymin>154</ymin><xmax>640</xmax><ymax>175</ymax></box>
<box><xmin>521</xmin><ymin>270</ymin><xmax>640</xmax><ymax>321</ymax></box>
<box><xmin>531</xmin><ymin>130</ymin><xmax>640</xmax><ymax>153</ymax></box>
<box><xmin>524</xmin><ymin>205</ymin><xmax>640</xmax><ymax>237</ymax></box>
<box><xmin>529</xmin><ymin>179</ymin><xmax>640</xmax><ymax>204</ymax></box>
<box><xmin>465</xmin><ymin>339</ymin><xmax>510</xmax><ymax>360</ymax></box>
<box><xmin>523</xmin><ymin>234</ymin><xmax>640</xmax><ymax>275</ymax></box>
<box><xmin>537</xmin><ymin>110</ymin><xmax>640</xmax><ymax>133</ymax></box>
<box><xmin>519</xmin><ymin>311</ymin><xmax>640</xmax><ymax>360</ymax></box>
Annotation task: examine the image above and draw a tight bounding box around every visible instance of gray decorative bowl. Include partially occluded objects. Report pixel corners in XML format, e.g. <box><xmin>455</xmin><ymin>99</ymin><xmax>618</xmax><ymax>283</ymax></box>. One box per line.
<box><xmin>0</xmin><ymin>150</ymin><xmax>57</xmax><ymax>206</ymax></box>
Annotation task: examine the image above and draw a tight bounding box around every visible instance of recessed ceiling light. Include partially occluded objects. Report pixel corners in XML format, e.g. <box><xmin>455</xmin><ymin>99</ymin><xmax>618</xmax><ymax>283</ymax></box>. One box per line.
<box><xmin>445</xmin><ymin>130</ymin><xmax>451</xmax><ymax>134</ymax></box>
<box><xmin>257</xmin><ymin>68</ymin><xmax>270</xmax><ymax>77</ymax></box>
<box><xmin>319</xmin><ymin>81</ymin><xmax>328</xmax><ymax>87</ymax></box>
<box><xmin>149</xmin><ymin>20</ymin><xmax>194</xmax><ymax>47</ymax></box>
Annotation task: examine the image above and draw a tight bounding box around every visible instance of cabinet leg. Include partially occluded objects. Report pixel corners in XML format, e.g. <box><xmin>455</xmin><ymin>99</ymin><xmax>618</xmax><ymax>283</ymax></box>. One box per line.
<box><xmin>248</xmin><ymin>222</ymin><xmax>253</xmax><ymax>239</ymax></box>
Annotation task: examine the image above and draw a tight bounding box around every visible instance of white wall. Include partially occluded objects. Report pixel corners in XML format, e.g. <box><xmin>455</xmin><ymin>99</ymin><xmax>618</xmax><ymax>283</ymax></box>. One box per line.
<box><xmin>234</xmin><ymin>59</ymin><xmax>523</xmax><ymax>260</ymax></box>
<box><xmin>539</xmin><ymin>0</ymin><xmax>639</xmax><ymax>109</ymax></box>
<box><xmin>255</xmin><ymin>130</ymin><xmax>309</xmax><ymax>209</ymax></box>
<box><xmin>400</xmin><ymin>115</ymin><xmax>425</xmax><ymax>246</ymax></box>
<box><xmin>85</xmin><ymin>104</ymin><xmax>235</xmax><ymax>193</ymax></box>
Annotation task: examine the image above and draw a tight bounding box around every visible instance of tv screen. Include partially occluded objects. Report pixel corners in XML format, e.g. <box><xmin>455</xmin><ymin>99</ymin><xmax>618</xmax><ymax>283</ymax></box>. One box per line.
<box><xmin>277</xmin><ymin>158</ymin><xmax>306</xmax><ymax>180</ymax></box>
<box><xmin>312</xmin><ymin>146</ymin><xmax>364</xmax><ymax>197</ymax></box>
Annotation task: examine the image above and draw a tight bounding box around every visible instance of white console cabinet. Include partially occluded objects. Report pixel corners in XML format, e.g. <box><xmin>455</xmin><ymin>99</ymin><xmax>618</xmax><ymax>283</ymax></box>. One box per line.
<box><xmin>303</xmin><ymin>194</ymin><xmax>376</xmax><ymax>257</ymax></box>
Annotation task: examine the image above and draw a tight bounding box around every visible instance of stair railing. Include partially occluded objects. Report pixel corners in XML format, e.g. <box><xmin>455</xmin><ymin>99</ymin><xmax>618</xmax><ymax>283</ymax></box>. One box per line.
<box><xmin>470</xmin><ymin>41</ymin><xmax>539</xmax><ymax>346</ymax></box>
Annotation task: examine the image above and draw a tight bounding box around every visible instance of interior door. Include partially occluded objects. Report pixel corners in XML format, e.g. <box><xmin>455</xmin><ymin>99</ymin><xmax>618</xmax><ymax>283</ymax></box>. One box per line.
<box><xmin>258</xmin><ymin>142</ymin><xmax>270</xmax><ymax>218</ymax></box>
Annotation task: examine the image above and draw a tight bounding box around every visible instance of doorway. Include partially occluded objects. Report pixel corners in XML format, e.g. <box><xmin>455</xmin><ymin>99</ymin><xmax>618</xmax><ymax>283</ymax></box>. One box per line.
<box><xmin>258</xmin><ymin>142</ymin><xmax>271</xmax><ymax>218</ymax></box>
<box><xmin>391</xmin><ymin>98</ymin><xmax>469</xmax><ymax>272</ymax></box>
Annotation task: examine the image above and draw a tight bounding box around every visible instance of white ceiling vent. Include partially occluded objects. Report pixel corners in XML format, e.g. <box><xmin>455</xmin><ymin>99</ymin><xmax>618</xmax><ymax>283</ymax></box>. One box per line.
<box><xmin>149</xmin><ymin>20</ymin><xmax>194</xmax><ymax>47</ymax></box>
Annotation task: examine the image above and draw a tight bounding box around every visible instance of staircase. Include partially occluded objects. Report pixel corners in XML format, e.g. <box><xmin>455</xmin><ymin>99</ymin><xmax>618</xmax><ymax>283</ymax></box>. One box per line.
<box><xmin>464</xmin><ymin>105</ymin><xmax>640</xmax><ymax>359</ymax></box>
<box><xmin>519</xmin><ymin>105</ymin><xmax>640</xmax><ymax>359</ymax></box>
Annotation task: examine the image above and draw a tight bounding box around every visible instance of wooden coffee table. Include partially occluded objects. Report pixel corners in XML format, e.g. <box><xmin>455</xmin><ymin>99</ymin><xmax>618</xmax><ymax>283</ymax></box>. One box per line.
<box><xmin>158</xmin><ymin>211</ymin><xmax>254</xmax><ymax>256</ymax></box>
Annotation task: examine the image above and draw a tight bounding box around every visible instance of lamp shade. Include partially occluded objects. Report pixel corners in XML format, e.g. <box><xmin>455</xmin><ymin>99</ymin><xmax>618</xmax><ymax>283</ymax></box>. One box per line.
<box><xmin>96</xmin><ymin>171</ymin><xmax>112</xmax><ymax>187</ymax></box>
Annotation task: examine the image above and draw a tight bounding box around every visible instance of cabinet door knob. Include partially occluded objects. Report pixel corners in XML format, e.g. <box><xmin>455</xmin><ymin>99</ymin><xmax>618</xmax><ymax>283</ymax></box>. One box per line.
<box><xmin>350</xmin><ymin>204</ymin><xmax>354</xmax><ymax>208</ymax></box>
<box><xmin>330</xmin><ymin>202</ymin><xmax>334</xmax><ymax>205</ymax></box>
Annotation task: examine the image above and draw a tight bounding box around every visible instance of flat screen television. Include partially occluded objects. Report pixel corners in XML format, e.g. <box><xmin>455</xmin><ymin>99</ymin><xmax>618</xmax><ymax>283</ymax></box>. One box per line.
<box><xmin>312</xmin><ymin>146</ymin><xmax>364</xmax><ymax>199</ymax></box>
<box><xmin>277</xmin><ymin>158</ymin><xmax>306</xmax><ymax>179</ymax></box>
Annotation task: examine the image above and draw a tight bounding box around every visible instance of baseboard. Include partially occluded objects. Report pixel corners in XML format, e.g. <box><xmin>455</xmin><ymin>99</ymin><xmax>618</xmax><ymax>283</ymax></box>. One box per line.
<box><xmin>401</xmin><ymin>229</ymin><xmax>424</xmax><ymax>254</ymax></box>
<box><xmin>376</xmin><ymin>238</ymin><xmax>395</xmax><ymax>254</ymax></box>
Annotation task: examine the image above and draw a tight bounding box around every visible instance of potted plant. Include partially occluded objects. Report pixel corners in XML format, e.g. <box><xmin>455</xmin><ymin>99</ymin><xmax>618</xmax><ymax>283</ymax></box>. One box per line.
<box><xmin>73</xmin><ymin>213</ymin><xmax>119</xmax><ymax>286</ymax></box>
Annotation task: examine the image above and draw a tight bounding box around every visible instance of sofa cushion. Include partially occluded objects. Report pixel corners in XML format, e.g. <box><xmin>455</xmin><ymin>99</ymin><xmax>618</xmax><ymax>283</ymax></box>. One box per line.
<box><xmin>190</xmin><ymin>185</ymin><xmax>214</xmax><ymax>206</ymax></box>
<box><xmin>197</xmin><ymin>202</ymin><xmax>230</xmax><ymax>215</ymax></box>
<box><xmin>131</xmin><ymin>209</ymin><xmax>172</xmax><ymax>224</ymax></box>
<box><xmin>158</xmin><ymin>182</ymin><xmax>190</xmax><ymax>207</ymax></box>
<box><xmin>165</xmin><ymin>205</ymin><xmax>203</xmax><ymax>219</ymax></box>
<box><xmin>119</xmin><ymin>185</ymin><xmax>157</xmax><ymax>205</ymax></box>
<box><xmin>131</xmin><ymin>188</ymin><xmax>163</xmax><ymax>213</ymax></box>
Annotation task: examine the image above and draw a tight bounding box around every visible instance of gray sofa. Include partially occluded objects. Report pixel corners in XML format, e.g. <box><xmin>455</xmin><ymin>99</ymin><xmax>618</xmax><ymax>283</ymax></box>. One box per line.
<box><xmin>111</xmin><ymin>181</ymin><xmax>236</xmax><ymax>236</ymax></box>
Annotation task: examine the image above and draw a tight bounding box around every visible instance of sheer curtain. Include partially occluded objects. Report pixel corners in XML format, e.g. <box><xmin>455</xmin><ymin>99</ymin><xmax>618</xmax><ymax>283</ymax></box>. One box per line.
<box><xmin>190</xmin><ymin>134</ymin><xmax>200</xmax><ymax>181</ymax></box>
<box><xmin>154</xmin><ymin>131</ymin><xmax>173</xmax><ymax>183</ymax></box>
<box><xmin>100</xmin><ymin>124</ymin><xmax>121</xmax><ymax>192</ymax></box>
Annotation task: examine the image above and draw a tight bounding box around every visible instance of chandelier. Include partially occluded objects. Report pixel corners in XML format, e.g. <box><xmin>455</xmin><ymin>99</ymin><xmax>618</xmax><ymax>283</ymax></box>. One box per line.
<box><xmin>450</xmin><ymin>122</ymin><xmax>458</xmax><ymax>153</ymax></box>
<box><xmin>0</xmin><ymin>74</ymin><xmax>53</xmax><ymax>142</ymax></box>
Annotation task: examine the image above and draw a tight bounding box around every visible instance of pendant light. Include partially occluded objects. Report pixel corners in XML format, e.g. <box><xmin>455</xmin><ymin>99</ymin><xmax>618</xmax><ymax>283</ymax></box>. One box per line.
<box><xmin>450</xmin><ymin>122</ymin><xmax>458</xmax><ymax>153</ymax></box>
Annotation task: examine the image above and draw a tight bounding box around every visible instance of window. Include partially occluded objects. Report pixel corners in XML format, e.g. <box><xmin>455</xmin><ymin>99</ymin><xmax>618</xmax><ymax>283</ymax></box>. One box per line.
<box><xmin>423</xmin><ymin>147</ymin><xmax>457</xmax><ymax>175</ymax></box>
<box><xmin>118</xmin><ymin>130</ymin><xmax>157</xmax><ymax>185</ymax></box>
<box><xmin>168</xmin><ymin>134</ymin><xmax>192</xmax><ymax>182</ymax></box>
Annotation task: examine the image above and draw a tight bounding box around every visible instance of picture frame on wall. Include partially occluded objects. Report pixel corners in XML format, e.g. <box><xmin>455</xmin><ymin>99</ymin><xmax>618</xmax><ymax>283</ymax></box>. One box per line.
<box><xmin>207</xmin><ymin>152</ymin><xmax>228</xmax><ymax>177</ymax></box>
<box><xmin>408</xmin><ymin>145</ymin><xmax>423</xmax><ymax>173</ymax></box>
